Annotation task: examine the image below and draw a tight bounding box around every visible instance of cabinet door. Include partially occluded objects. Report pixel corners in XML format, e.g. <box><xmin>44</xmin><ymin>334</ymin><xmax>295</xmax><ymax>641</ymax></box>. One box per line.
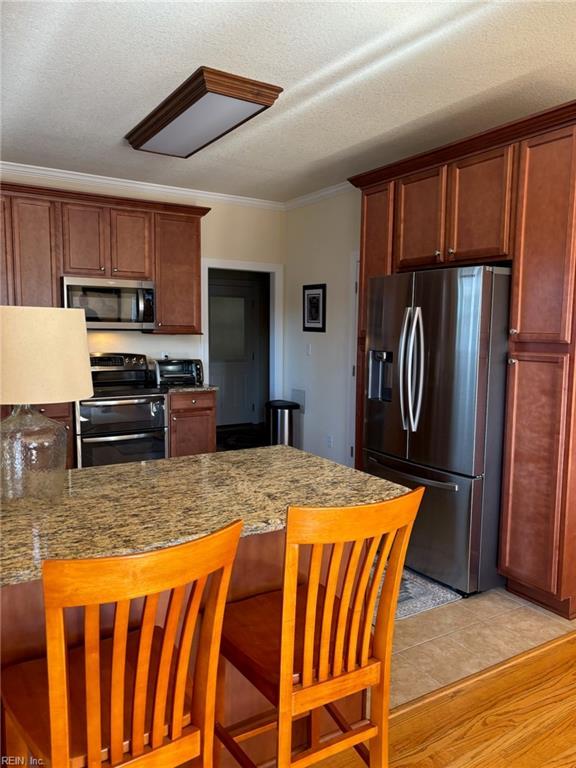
<box><xmin>170</xmin><ymin>409</ymin><xmax>216</xmax><ymax>457</ymax></box>
<box><xmin>11</xmin><ymin>197</ymin><xmax>61</xmax><ymax>306</ymax></box>
<box><xmin>110</xmin><ymin>209</ymin><xmax>153</xmax><ymax>279</ymax></box>
<box><xmin>62</xmin><ymin>202</ymin><xmax>109</xmax><ymax>275</ymax></box>
<box><xmin>446</xmin><ymin>145</ymin><xmax>515</xmax><ymax>262</ymax></box>
<box><xmin>1</xmin><ymin>196</ymin><xmax>14</xmax><ymax>304</ymax></box>
<box><xmin>393</xmin><ymin>166</ymin><xmax>447</xmax><ymax>270</ymax></box>
<box><xmin>154</xmin><ymin>213</ymin><xmax>201</xmax><ymax>333</ymax></box>
<box><xmin>500</xmin><ymin>352</ymin><xmax>570</xmax><ymax>595</ymax></box>
<box><xmin>359</xmin><ymin>182</ymin><xmax>394</xmax><ymax>334</ymax></box>
<box><xmin>510</xmin><ymin>126</ymin><xmax>576</xmax><ymax>344</ymax></box>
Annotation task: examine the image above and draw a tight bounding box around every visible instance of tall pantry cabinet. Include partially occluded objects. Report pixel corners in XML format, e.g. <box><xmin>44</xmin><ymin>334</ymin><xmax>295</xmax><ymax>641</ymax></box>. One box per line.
<box><xmin>350</xmin><ymin>102</ymin><xmax>576</xmax><ymax>619</ymax></box>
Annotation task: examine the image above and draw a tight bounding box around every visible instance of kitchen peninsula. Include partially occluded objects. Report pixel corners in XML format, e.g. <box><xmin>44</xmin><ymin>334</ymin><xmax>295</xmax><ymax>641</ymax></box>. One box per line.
<box><xmin>1</xmin><ymin>445</ymin><xmax>407</xmax><ymax>587</ymax></box>
<box><xmin>1</xmin><ymin>445</ymin><xmax>407</xmax><ymax>764</ymax></box>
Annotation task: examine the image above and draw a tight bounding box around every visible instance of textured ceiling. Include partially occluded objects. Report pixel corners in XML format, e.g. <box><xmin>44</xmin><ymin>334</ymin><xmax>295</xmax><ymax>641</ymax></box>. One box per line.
<box><xmin>2</xmin><ymin>1</ymin><xmax>576</xmax><ymax>202</ymax></box>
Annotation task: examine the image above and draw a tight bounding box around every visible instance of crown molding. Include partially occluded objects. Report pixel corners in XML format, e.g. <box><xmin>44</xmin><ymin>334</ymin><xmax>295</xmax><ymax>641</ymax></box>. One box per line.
<box><xmin>0</xmin><ymin>161</ymin><xmax>354</xmax><ymax>212</ymax></box>
<box><xmin>284</xmin><ymin>182</ymin><xmax>352</xmax><ymax>210</ymax></box>
<box><xmin>0</xmin><ymin>161</ymin><xmax>285</xmax><ymax>211</ymax></box>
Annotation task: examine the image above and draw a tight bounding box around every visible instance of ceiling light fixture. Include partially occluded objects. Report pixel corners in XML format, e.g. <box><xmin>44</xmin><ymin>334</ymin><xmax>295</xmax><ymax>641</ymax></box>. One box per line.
<box><xmin>125</xmin><ymin>66</ymin><xmax>283</xmax><ymax>158</ymax></box>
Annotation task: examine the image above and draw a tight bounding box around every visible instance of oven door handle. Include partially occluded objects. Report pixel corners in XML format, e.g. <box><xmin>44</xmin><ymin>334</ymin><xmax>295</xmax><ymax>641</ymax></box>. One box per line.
<box><xmin>81</xmin><ymin>398</ymin><xmax>163</xmax><ymax>407</ymax></box>
<box><xmin>82</xmin><ymin>433</ymin><xmax>154</xmax><ymax>443</ymax></box>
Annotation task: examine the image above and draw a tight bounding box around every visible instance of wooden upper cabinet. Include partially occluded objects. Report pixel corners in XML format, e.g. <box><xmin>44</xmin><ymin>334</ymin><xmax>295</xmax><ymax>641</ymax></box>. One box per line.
<box><xmin>110</xmin><ymin>208</ymin><xmax>153</xmax><ymax>279</ymax></box>
<box><xmin>359</xmin><ymin>182</ymin><xmax>394</xmax><ymax>334</ymax></box>
<box><xmin>1</xmin><ymin>196</ymin><xmax>13</xmax><ymax>305</ymax></box>
<box><xmin>393</xmin><ymin>166</ymin><xmax>447</xmax><ymax>270</ymax></box>
<box><xmin>446</xmin><ymin>145</ymin><xmax>515</xmax><ymax>262</ymax></box>
<box><xmin>154</xmin><ymin>212</ymin><xmax>201</xmax><ymax>333</ymax></box>
<box><xmin>510</xmin><ymin>126</ymin><xmax>576</xmax><ymax>344</ymax></box>
<box><xmin>500</xmin><ymin>352</ymin><xmax>570</xmax><ymax>595</ymax></box>
<box><xmin>11</xmin><ymin>197</ymin><xmax>61</xmax><ymax>307</ymax></box>
<box><xmin>62</xmin><ymin>202</ymin><xmax>109</xmax><ymax>276</ymax></box>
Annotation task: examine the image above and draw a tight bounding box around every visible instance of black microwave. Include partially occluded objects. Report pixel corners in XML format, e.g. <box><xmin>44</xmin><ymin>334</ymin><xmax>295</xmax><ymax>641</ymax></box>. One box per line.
<box><xmin>63</xmin><ymin>277</ymin><xmax>155</xmax><ymax>330</ymax></box>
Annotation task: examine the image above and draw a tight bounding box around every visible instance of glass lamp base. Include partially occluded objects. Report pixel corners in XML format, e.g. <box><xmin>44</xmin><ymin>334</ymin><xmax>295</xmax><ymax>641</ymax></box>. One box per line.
<box><xmin>1</xmin><ymin>405</ymin><xmax>67</xmax><ymax>500</ymax></box>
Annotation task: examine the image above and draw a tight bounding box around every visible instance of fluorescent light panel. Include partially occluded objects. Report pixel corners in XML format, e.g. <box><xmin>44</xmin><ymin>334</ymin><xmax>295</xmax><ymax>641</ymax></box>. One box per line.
<box><xmin>140</xmin><ymin>93</ymin><xmax>264</xmax><ymax>158</ymax></box>
<box><xmin>126</xmin><ymin>66</ymin><xmax>282</xmax><ymax>159</ymax></box>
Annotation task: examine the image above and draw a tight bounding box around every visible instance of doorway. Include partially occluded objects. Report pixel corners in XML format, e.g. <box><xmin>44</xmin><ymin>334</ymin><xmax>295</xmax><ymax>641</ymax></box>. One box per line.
<box><xmin>208</xmin><ymin>268</ymin><xmax>270</xmax><ymax>451</ymax></box>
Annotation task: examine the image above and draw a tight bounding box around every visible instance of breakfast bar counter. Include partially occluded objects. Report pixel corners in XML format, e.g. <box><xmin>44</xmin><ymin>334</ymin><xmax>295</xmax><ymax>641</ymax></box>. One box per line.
<box><xmin>1</xmin><ymin>445</ymin><xmax>407</xmax><ymax>587</ymax></box>
<box><xmin>1</xmin><ymin>446</ymin><xmax>408</xmax><ymax>763</ymax></box>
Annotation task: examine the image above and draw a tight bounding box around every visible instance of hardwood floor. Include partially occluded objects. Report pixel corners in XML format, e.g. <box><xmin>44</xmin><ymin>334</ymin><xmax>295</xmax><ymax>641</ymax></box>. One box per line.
<box><xmin>318</xmin><ymin>631</ymin><xmax>576</xmax><ymax>768</ymax></box>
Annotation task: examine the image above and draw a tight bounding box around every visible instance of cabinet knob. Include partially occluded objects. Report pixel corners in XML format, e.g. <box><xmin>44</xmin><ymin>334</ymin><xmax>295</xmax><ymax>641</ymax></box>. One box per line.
<box><xmin>172</xmin><ymin>416</ymin><xmax>177</xmax><ymax>421</ymax></box>
<box><xmin>157</xmin><ymin>322</ymin><xmax>162</xmax><ymax>327</ymax></box>
<box><xmin>434</xmin><ymin>250</ymin><xmax>442</xmax><ymax>257</ymax></box>
<box><xmin>100</xmin><ymin>266</ymin><xmax>105</xmax><ymax>271</ymax></box>
<box><xmin>39</xmin><ymin>407</ymin><xmax>46</xmax><ymax>413</ymax></box>
<box><xmin>192</xmin><ymin>399</ymin><xmax>196</xmax><ymax>404</ymax></box>
<box><xmin>65</xmin><ymin>424</ymin><xmax>70</xmax><ymax>430</ymax></box>
<box><xmin>508</xmin><ymin>358</ymin><xmax>518</xmax><ymax>365</ymax></box>
<box><xmin>448</xmin><ymin>248</ymin><xmax>455</xmax><ymax>256</ymax></box>
<box><xmin>509</xmin><ymin>328</ymin><xmax>519</xmax><ymax>335</ymax></box>
<box><xmin>113</xmin><ymin>268</ymin><xmax>118</xmax><ymax>272</ymax></box>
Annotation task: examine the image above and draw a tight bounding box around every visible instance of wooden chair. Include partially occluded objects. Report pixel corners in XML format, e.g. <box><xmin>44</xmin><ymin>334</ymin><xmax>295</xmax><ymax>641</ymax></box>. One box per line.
<box><xmin>1</xmin><ymin>520</ymin><xmax>243</xmax><ymax>768</ymax></box>
<box><xmin>215</xmin><ymin>487</ymin><xmax>424</xmax><ymax>768</ymax></box>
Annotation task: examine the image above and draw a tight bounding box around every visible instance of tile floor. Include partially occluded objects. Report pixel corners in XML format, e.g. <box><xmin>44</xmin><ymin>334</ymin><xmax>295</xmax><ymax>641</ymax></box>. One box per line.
<box><xmin>390</xmin><ymin>587</ymin><xmax>575</xmax><ymax>708</ymax></box>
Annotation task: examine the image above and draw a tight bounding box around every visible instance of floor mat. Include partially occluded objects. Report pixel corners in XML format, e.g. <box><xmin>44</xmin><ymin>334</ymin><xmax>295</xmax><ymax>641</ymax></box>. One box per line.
<box><xmin>396</xmin><ymin>568</ymin><xmax>461</xmax><ymax>620</ymax></box>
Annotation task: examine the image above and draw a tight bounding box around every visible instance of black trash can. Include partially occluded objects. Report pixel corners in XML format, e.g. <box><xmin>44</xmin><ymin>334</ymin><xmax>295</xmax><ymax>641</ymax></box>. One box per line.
<box><xmin>265</xmin><ymin>400</ymin><xmax>300</xmax><ymax>446</ymax></box>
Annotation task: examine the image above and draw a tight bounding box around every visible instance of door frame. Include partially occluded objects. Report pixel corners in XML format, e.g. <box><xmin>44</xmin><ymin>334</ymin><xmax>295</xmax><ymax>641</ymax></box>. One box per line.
<box><xmin>345</xmin><ymin>250</ymin><xmax>360</xmax><ymax>467</ymax></box>
<box><xmin>201</xmin><ymin>258</ymin><xmax>284</xmax><ymax>400</ymax></box>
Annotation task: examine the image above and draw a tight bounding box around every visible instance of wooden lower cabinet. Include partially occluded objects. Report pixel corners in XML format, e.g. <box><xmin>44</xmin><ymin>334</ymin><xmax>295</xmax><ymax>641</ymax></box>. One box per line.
<box><xmin>499</xmin><ymin>353</ymin><xmax>572</xmax><ymax>606</ymax></box>
<box><xmin>168</xmin><ymin>391</ymin><xmax>216</xmax><ymax>457</ymax></box>
<box><xmin>0</xmin><ymin>403</ymin><xmax>75</xmax><ymax>469</ymax></box>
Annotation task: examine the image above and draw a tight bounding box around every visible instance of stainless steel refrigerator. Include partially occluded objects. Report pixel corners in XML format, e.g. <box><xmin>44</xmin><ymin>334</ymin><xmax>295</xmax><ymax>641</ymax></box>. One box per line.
<box><xmin>364</xmin><ymin>265</ymin><xmax>510</xmax><ymax>594</ymax></box>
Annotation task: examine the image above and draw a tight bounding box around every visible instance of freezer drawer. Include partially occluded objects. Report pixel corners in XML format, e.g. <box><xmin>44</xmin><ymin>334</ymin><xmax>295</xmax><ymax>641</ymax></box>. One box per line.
<box><xmin>364</xmin><ymin>451</ymin><xmax>498</xmax><ymax>594</ymax></box>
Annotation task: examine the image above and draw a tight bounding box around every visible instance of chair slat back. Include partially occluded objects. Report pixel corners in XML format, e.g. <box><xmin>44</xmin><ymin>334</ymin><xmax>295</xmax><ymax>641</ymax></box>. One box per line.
<box><xmin>280</xmin><ymin>488</ymin><xmax>423</xmax><ymax>700</ymax></box>
<box><xmin>42</xmin><ymin>521</ymin><xmax>242</xmax><ymax>768</ymax></box>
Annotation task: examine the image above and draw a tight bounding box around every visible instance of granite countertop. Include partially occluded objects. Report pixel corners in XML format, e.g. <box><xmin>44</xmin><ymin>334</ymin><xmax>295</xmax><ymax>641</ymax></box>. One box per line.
<box><xmin>164</xmin><ymin>385</ymin><xmax>218</xmax><ymax>394</ymax></box>
<box><xmin>0</xmin><ymin>446</ymin><xmax>408</xmax><ymax>587</ymax></box>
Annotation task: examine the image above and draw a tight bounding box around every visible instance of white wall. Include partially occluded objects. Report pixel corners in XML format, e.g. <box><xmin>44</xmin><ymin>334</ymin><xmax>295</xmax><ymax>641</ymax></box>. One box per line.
<box><xmin>283</xmin><ymin>188</ymin><xmax>361</xmax><ymax>465</ymax></box>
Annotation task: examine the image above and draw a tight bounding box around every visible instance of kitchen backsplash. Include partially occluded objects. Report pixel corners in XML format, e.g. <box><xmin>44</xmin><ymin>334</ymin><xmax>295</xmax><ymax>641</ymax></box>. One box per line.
<box><xmin>87</xmin><ymin>331</ymin><xmax>205</xmax><ymax>362</ymax></box>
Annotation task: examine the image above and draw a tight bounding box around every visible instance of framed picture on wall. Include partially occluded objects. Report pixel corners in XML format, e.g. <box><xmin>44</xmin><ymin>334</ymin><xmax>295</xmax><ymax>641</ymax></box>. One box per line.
<box><xmin>303</xmin><ymin>283</ymin><xmax>326</xmax><ymax>332</ymax></box>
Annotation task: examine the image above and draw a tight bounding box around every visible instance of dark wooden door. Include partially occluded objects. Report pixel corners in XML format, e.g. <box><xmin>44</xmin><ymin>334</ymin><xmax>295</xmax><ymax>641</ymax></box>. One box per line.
<box><xmin>393</xmin><ymin>166</ymin><xmax>447</xmax><ymax>270</ymax></box>
<box><xmin>11</xmin><ymin>197</ymin><xmax>61</xmax><ymax>306</ymax></box>
<box><xmin>110</xmin><ymin>209</ymin><xmax>153</xmax><ymax>279</ymax></box>
<box><xmin>500</xmin><ymin>352</ymin><xmax>570</xmax><ymax>595</ymax></box>
<box><xmin>170</xmin><ymin>410</ymin><xmax>216</xmax><ymax>457</ymax></box>
<box><xmin>510</xmin><ymin>126</ymin><xmax>576</xmax><ymax>344</ymax></box>
<box><xmin>62</xmin><ymin>202</ymin><xmax>109</xmax><ymax>275</ymax></box>
<box><xmin>446</xmin><ymin>145</ymin><xmax>515</xmax><ymax>262</ymax></box>
<box><xmin>1</xmin><ymin>196</ymin><xmax>14</xmax><ymax>305</ymax></box>
<box><xmin>154</xmin><ymin>212</ymin><xmax>201</xmax><ymax>333</ymax></box>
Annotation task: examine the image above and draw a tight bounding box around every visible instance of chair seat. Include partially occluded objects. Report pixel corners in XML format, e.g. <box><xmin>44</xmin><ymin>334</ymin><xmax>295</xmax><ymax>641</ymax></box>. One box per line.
<box><xmin>221</xmin><ymin>585</ymin><xmax>360</xmax><ymax>707</ymax></box>
<box><xmin>2</xmin><ymin>626</ymin><xmax>192</xmax><ymax>768</ymax></box>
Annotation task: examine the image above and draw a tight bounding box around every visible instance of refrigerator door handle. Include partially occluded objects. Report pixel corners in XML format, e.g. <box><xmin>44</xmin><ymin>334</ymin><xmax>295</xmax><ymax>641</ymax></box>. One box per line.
<box><xmin>366</xmin><ymin>456</ymin><xmax>459</xmax><ymax>492</ymax></box>
<box><xmin>398</xmin><ymin>307</ymin><xmax>412</xmax><ymax>431</ymax></box>
<box><xmin>406</xmin><ymin>307</ymin><xmax>418</xmax><ymax>431</ymax></box>
<box><xmin>414</xmin><ymin>306</ymin><xmax>425</xmax><ymax>430</ymax></box>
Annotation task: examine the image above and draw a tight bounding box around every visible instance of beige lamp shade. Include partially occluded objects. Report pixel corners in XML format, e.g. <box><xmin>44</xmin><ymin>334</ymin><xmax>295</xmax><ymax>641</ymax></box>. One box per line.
<box><xmin>0</xmin><ymin>306</ymin><xmax>93</xmax><ymax>405</ymax></box>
